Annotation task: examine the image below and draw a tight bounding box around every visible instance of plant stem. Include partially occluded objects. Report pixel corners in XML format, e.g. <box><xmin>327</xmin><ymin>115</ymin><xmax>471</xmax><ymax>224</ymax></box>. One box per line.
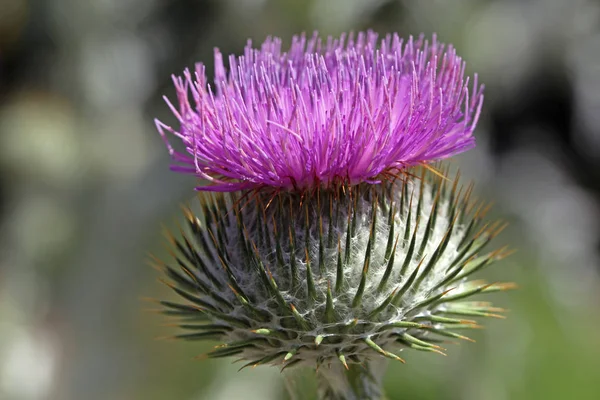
<box><xmin>315</xmin><ymin>359</ymin><xmax>388</xmax><ymax>400</ymax></box>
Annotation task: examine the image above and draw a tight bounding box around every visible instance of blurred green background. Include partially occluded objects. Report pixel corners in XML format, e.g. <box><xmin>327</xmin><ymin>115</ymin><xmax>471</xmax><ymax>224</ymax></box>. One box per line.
<box><xmin>1</xmin><ymin>0</ymin><xmax>600</xmax><ymax>399</ymax></box>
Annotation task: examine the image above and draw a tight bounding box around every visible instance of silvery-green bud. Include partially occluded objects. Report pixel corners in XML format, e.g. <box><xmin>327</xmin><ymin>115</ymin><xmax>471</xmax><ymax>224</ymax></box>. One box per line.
<box><xmin>152</xmin><ymin>168</ymin><xmax>513</xmax><ymax>399</ymax></box>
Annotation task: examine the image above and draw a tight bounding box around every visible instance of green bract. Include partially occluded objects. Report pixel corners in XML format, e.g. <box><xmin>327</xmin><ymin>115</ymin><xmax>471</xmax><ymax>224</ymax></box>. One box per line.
<box><xmin>153</xmin><ymin>167</ymin><xmax>513</xmax><ymax>399</ymax></box>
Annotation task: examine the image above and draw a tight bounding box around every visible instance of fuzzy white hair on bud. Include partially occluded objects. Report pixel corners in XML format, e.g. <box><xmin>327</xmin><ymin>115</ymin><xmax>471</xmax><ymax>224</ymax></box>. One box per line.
<box><xmin>151</xmin><ymin>166</ymin><xmax>514</xmax><ymax>399</ymax></box>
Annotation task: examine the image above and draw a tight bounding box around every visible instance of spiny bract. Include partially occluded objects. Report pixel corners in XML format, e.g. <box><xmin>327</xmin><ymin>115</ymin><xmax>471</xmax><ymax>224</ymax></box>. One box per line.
<box><xmin>152</xmin><ymin>167</ymin><xmax>513</xmax><ymax>371</ymax></box>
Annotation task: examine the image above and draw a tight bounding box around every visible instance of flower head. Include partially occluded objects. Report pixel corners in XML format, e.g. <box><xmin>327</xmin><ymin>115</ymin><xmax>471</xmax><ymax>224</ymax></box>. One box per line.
<box><xmin>156</xmin><ymin>31</ymin><xmax>484</xmax><ymax>192</ymax></box>
<box><xmin>151</xmin><ymin>32</ymin><xmax>512</xmax><ymax>399</ymax></box>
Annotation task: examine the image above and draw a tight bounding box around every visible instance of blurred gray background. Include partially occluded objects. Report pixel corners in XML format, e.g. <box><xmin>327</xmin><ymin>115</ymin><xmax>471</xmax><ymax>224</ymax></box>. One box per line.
<box><xmin>1</xmin><ymin>0</ymin><xmax>599</xmax><ymax>399</ymax></box>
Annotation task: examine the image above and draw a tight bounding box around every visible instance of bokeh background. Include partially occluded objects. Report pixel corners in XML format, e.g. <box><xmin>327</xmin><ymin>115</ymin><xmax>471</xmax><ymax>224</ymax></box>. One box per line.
<box><xmin>1</xmin><ymin>0</ymin><xmax>600</xmax><ymax>399</ymax></box>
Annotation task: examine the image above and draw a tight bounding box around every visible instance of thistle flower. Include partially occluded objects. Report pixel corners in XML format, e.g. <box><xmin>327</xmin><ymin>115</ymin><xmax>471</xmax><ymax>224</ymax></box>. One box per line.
<box><xmin>155</xmin><ymin>31</ymin><xmax>483</xmax><ymax>192</ymax></box>
<box><xmin>152</xmin><ymin>32</ymin><xmax>511</xmax><ymax>400</ymax></box>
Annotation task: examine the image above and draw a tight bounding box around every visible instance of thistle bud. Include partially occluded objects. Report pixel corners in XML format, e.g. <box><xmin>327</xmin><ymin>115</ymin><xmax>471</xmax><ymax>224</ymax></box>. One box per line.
<box><xmin>155</xmin><ymin>168</ymin><xmax>512</xmax><ymax>399</ymax></box>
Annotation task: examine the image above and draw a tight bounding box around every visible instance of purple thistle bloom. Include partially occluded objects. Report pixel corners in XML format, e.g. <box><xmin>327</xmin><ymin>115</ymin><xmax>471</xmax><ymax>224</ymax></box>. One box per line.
<box><xmin>156</xmin><ymin>31</ymin><xmax>484</xmax><ymax>192</ymax></box>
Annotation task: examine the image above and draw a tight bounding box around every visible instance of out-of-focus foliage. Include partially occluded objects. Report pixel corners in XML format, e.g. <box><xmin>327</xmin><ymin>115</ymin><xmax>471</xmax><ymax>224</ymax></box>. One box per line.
<box><xmin>0</xmin><ymin>1</ymin><xmax>599</xmax><ymax>399</ymax></box>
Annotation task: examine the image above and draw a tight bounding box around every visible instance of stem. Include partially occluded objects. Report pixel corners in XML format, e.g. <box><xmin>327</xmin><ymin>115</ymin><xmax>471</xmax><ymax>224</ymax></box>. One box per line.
<box><xmin>316</xmin><ymin>359</ymin><xmax>388</xmax><ymax>400</ymax></box>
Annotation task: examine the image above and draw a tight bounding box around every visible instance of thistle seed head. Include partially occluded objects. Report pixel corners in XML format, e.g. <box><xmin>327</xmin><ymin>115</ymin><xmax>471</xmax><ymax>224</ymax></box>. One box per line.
<box><xmin>154</xmin><ymin>167</ymin><xmax>513</xmax><ymax>370</ymax></box>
